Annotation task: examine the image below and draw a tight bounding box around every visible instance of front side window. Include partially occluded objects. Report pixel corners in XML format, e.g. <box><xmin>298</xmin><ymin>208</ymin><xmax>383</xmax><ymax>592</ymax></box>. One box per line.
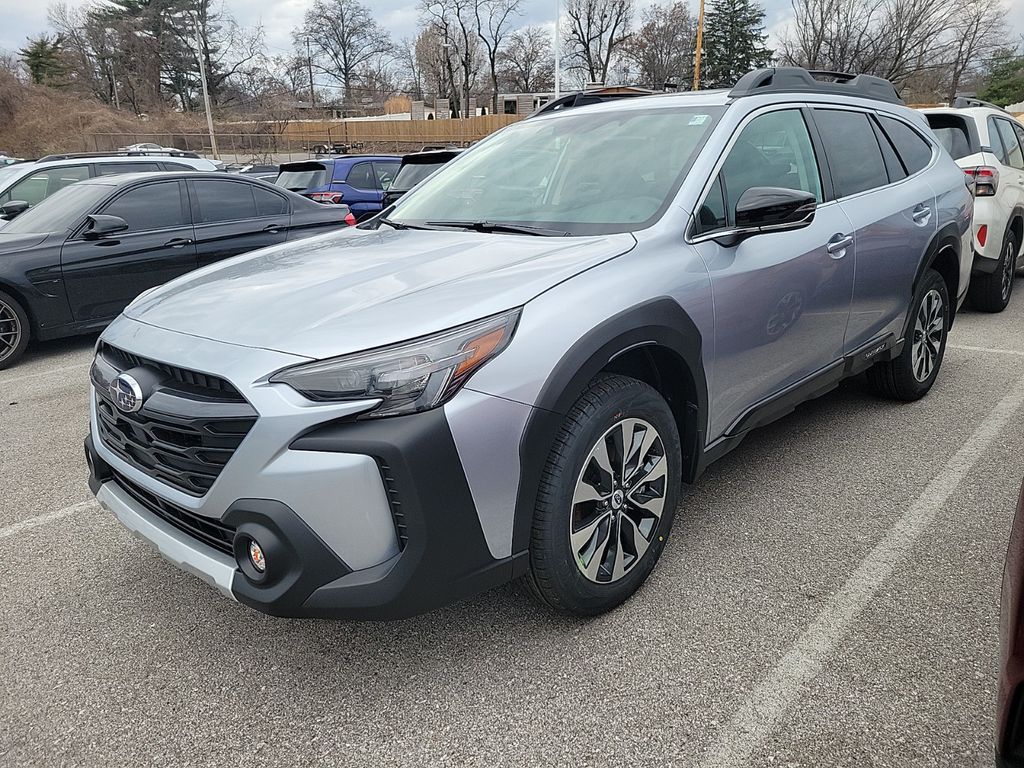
<box><xmin>696</xmin><ymin>109</ymin><xmax>821</xmax><ymax>235</ymax></box>
<box><xmin>0</xmin><ymin>165</ymin><xmax>90</xmax><ymax>206</ymax></box>
<box><xmin>995</xmin><ymin>119</ymin><xmax>1024</xmax><ymax>170</ymax></box>
<box><xmin>813</xmin><ymin>110</ymin><xmax>887</xmax><ymax>197</ymax></box>
<box><xmin>392</xmin><ymin>106</ymin><xmax>724</xmax><ymax>235</ymax></box>
<box><xmin>192</xmin><ymin>180</ymin><xmax>258</xmax><ymax>223</ymax></box>
<box><xmin>878</xmin><ymin>116</ymin><xmax>933</xmax><ymax>175</ymax></box>
<box><xmin>101</xmin><ymin>181</ymin><xmax>186</xmax><ymax>232</ymax></box>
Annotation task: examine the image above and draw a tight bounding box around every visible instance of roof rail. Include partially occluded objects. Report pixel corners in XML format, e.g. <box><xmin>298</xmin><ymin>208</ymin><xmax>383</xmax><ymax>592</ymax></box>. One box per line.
<box><xmin>36</xmin><ymin>149</ymin><xmax>202</xmax><ymax>162</ymax></box>
<box><xmin>529</xmin><ymin>90</ymin><xmax>651</xmax><ymax>118</ymax></box>
<box><xmin>952</xmin><ymin>95</ymin><xmax>1009</xmax><ymax>113</ymax></box>
<box><xmin>729</xmin><ymin>67</ymin><xmax>904</xmax><ymax>105</ymax></box>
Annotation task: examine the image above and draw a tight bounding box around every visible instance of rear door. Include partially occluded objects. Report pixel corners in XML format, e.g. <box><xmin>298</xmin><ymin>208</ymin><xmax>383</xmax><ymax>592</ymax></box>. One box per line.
<box><xmin>188</xmin><ymin>178</ymin><xmax>289</xmax><ymax>267</ymax></box>
<box><xmin>61</xmin><ymin>179</ymin><xmax>197</xmax><ymax>322</ymax></box>
<box><xmin>811</xmin><ymin>107</ymin><xmax>935</xmax><ymax>351</ymax></box>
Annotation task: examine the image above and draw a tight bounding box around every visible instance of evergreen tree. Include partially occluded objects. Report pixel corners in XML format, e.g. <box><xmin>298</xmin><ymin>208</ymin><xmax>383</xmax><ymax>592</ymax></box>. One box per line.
<box><xmin>979</xmin><ymin>47</ymin><xmax>1024</xmax><ymax>107</ymax></box>
<box><xmin>18</xmin><ymin>35</ymin><xmax>67</xmax><ymax>86</ymax></box>
<box><xmin>700</xmin><ymin>0</ymin><xmax>772</xmax><ymax>89</ymax></box>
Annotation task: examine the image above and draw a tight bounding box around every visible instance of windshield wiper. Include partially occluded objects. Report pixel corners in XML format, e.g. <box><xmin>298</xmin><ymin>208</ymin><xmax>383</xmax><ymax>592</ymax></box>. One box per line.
<box><xmin>424</xmin><ymin>220</ymin><xmax>569</xmax><ymax>237</ymax></box>
<box><xmin>376</xmin><ymin>216</ymin><xmax>431</xmax><ymax>231</ymax></box>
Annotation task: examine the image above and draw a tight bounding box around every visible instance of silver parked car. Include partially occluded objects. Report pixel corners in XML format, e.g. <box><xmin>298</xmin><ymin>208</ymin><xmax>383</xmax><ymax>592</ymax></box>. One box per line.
<box><xmin>85</xmin><ymin>68</ymin><xmax>972</xmax><ymax>619</ymax></box>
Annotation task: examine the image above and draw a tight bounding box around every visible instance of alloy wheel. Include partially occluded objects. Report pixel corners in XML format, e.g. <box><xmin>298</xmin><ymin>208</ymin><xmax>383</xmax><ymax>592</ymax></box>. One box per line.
<box><xmin>570</xmin><ymin>418</ymin><xmax>668</xmax><ymax>584</ymax></box>
<box><xmin>911</xmin><ymin>288</ymin><xmax>944</xmax><ymax>383</ymax></box>
<box><xmin>0</xmin><ymin>299</ymin><xmax>21</xmax><ymax>364</ymax></box>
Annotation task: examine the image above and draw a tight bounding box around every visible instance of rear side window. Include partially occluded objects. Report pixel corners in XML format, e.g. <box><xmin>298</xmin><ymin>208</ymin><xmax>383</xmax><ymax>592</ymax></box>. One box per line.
<box><xmin>878</xmin><ymin>116</ymin><xmax>932</xmax><ymax>175</ymax></box>
<box><xmin>994</xmin><ymin>119</ymin><xmax>1024</xmax><ymax>170</ymax></box>
<box><xmin>95</xmin><ymin>162</ymin><xmax>162</xmax><ymax>176</ymax></box>
<box><xmin>101</xmin><ymin>181</ymin><xmax>186</xmax><ymax>232</ymax></box>
<box><xmin>925</xmin><ymin>114</ymin><xmax>974</xmax><ymax>160</ymax></box>
<box><xmin>813</xmin><ymin>110</ymin><xmax>887</xmax><ymax>197</ymax></box>
<box><xmin>192</xmin><ymin>180</ymin><xmax>257</xmax><ymax>223</ymax></box>
<box><xmin>346</xmin><ymin>162</ymin><xmax>376</xmax><ymax>189</ymax></box>
<box><xmin>254</xmin><ymin>186</ymin><xmax>288</xmax><ymax>216</ymax></box>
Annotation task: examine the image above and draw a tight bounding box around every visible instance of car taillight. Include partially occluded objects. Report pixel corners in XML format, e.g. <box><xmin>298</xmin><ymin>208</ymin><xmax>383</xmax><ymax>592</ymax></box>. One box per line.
<box><xmin>965</xmin><ymin>166</ymin><xmax>998</xmax><ymax>197</ymax></box>
<box><xmin>310</xmin><ymin>191</ymin><xmax>345</xmax><ymax>204</ymax></box>
<box><xmin>344</xmin><ymin>212</ymin><xmax>357</xmax><ymax>226</ymax></box>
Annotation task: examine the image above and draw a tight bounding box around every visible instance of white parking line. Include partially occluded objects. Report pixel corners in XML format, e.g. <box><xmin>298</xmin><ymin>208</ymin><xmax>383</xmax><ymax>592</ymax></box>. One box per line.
<box><xmin>0</xmin><ymin>500</ymin><xmax>98</xmax><ymax>541</ymax></box>
<box><xmin>949</xmin><ymin>344</ymin><xmax>1024</xmax><ymax>357</ymax></box>
<box><xmin>700</xmin><ymin>374</ymin><xmax>1024</xmax><ymax>768</ymax></box>
<box><xmin>0</xmin><ymin>361</ymin><xmax>92</xmax><ymax>387</ymax></box>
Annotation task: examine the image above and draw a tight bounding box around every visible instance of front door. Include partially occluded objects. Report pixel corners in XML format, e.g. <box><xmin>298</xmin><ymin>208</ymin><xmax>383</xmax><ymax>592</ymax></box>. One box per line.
<box><xmin>61</xmin><ymin>179</ymin><xmax>197</xmax><ymax>322</ymax></box>
<box><xmin>690</xmin><ymin>107</ymin><xmax>855</xmax><ymax>440</ymax></box>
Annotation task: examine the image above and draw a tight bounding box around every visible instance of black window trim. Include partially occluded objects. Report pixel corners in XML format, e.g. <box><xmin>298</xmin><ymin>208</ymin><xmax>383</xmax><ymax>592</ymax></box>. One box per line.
<box><xmin>187</xmin><ymin>177</ymin><xmax>289</xmax><ymax>225</ymax></box>
<box><xmin>72</xmin><ymin>178</ymin><xmax>191</xmax><ymax>239</ymax></box>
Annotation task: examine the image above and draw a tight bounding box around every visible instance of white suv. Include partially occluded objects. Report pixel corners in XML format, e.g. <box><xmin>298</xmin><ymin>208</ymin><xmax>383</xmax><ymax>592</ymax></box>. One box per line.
<box><xmin>923</xmin><ymin>100</ymin><xmax>1024</xmax><ymax>312</ymax></box>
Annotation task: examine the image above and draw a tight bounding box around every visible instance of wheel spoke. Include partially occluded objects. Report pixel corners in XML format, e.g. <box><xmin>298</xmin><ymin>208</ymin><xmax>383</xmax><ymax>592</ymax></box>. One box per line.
<box><xmin>583</xmin><ymin>519</ymin><xmax>613</xmax><ymax>581</ymax></box>
<box><xmin>573</xmin><ymin>481</ymin><xmax>609</xmax><ymax>505</ymax></box>
<box><xmin>621</xmin><ymin>514</ymin><xmax>651</xmax><ymax>564</ymax></box>
<box><xmin>610</xmin><ymin>518</ymin><xmax>626</xmax><ymax>581</ymax></box>
<box><xmin>571</xmin><ymin>512</ymin><xmax>610</xmax><ymax>556</ymax></box>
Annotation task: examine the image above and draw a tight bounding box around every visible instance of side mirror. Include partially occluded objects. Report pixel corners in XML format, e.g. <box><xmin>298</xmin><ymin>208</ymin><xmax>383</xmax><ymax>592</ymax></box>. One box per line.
<box><xmin>0</xmin><ymin>200</ymin><xmax>30</xmax><ymax>220</ymax></box>
<box><xmin>734</xmin><ymin>186</ymin><xmax>816</xmax><ymax>232</ymax></box>
<box><xmin>83</xmin><ymin>214</ymin><xmax>129</xmax><ymax>240</ymax></box>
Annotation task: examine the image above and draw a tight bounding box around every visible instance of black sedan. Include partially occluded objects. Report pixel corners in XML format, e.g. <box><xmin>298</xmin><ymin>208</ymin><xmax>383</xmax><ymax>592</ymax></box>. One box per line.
<box><xmin>0</xmin><ymin>171</ymin><xmax>356</xmax><ymax>368</ymax></box>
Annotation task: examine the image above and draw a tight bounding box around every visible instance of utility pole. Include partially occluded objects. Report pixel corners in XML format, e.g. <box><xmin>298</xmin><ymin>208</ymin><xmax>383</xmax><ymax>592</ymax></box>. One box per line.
<box><xmin>194</xmin><ymin>12</ymin><xmax>219</xmax><ymax>160</ymax></box>
<box><xmin>554</xmin><ymin>0</ymin><xmax>560</xmax><ymax>98</ymax></box>
<box><xmin>692</xmin><ymin>0</ymin><xmax>705</xmax><ymax>91</ymax></box>
<box><xmin>306</xmin><ymin>36</ymin><xmax>316</xmax><ymax>107</ymax></box>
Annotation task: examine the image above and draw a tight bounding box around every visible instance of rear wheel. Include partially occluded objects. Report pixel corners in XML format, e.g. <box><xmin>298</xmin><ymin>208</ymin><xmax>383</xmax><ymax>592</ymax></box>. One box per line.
<box><xmin>969</xmin><ymin>231</ymin><xmax>1017</xmax><ymax>313</ymax></box>
<box><xmin>526</xmin><ymin>374</ymin><xmax>681</xmax><ymax>616</ymax></box>
<box><xmin>866</xmin><ymin>268</ymin><xmax>948</xmax><ymax>401</ymax></box>
<box><xmin>0</xmin><ymin>290</ymin><xmax>29</xmax><ymax>370</ymax></box>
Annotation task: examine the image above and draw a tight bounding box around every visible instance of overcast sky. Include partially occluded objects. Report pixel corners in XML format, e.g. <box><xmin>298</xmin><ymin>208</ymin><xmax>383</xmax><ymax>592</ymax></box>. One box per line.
<box><xmin>1</xmin><ymin>0</ymin><xmax>1022</xmax><ymax>65</ymax></box>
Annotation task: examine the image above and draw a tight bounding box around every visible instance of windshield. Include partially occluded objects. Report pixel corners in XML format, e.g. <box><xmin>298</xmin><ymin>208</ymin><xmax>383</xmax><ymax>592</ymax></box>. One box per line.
<box><xmin>391</xmin><ymin>106</ymin><xmax>724</xmax><ymax>235</ymax></box>
<box><xmin>392</xmin><ymin>162</ymin><xmax>448</xmax><ymax>191</ymax></box>
<box><xmin>276</xmin><ymin>165</ymin><xmax>328</xmax><ymax>191</ymax></box>
<box><xmin>2</xmin><ymin>182</ymin><xmax>114</xmax><ymax>234</ymax></box>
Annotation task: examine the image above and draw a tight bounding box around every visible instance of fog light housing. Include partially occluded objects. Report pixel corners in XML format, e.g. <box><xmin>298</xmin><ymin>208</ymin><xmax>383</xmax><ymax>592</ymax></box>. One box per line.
<box><xmin>248</xmin><ymin>539</ymin><xmax>266</xmax><ymax>573</ymax></box>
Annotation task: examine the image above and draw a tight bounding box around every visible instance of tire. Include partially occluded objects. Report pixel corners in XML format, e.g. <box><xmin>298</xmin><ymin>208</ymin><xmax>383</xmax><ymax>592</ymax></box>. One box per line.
<box><xmin>526</xmin><ymin>374</ymin><xmax>682</xmax><ymax>616</ymax></box>
<box><xmin>969</xmin><ymin>230</ymin><xmax>1017</xmax><ymax>313</ymax></box>
<box><xmin>866</xmin><ymin>268</ymin><xmax>948</xmax><ymax>401</ymax></box>
<box><xmin>0</xmin><ymin>290</ymin><xmax>29</xmax><ymax>370</ymax></box>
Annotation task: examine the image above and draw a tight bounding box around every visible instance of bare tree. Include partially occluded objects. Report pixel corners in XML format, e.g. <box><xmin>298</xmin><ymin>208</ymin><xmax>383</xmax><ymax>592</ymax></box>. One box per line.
<box><xmin>300</xmin><ymin>0</ymin><xmax>392</xmax><ymax>108</ymax></box>
<box><xmin>624</xmin><ymin>2</ymin><xmax>694</xmax><ymax>90</ymax></box>
<box><xmin>499</xmin><ymin>25</ymin><xmax>554</xmax><ymax>93</ymax></box>
<box><xmin>563</xmin><ymin>0</ymin><xmax>634</xmax><ymax>86</ymax></box>
<box><xmin>474</xmin><ymin>0</ymin><xmax>522</xmax><ymax>113</ymax></box>
<box><xmin>421</xmin><ymin>0</ymin><xmax>484</xmax><ymax>116</ymax></box>
<box><xmin>944</xmin><ymin>0</ymin><xmax>1006</xmax><ymax>101</ymax></box>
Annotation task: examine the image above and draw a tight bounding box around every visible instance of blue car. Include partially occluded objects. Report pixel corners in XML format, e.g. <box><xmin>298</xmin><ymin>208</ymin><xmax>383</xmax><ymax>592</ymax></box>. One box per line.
<box><xmin>275</xmin><ymin>156</ymin><xmax>400</xmax><ymax>221</ymax></box>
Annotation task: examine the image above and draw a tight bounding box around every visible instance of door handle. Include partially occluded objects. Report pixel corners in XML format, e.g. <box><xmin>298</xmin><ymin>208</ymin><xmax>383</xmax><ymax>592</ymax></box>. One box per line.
<box><xmin>164</xmin><ymin>237</ymin><xmax>193</xmax><ymax>248</ymax></box>
<box><xmin>826</xmin><ymin>233</ymin><xmax>853</xmax><ymax>258</ymax></box>
<box><xmin>263</xmin><ymin>224</ymin><xmax>283</xmax><ymax>234</ymax></box>
<box><xmin>912</xmin><ymin>205</ymin><xmax>931</xmax><ymax>224</ymax></box>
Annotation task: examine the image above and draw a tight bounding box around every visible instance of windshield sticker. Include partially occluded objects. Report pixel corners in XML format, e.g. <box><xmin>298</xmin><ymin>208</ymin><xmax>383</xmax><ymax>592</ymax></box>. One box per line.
<box><xmin>689</xmin><ymin>114</ymin><xmax>710</xmax><ymax>125</ymax></box>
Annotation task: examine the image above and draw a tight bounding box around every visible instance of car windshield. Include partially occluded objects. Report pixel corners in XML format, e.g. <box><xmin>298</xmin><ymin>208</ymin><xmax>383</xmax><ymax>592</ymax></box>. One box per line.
<box><xmin>392</xmin><ymin>162</ymin><xmax>448</xmax><ymax>191</ymax></box>
<box><xmin>390</xmin><ymin>106</ymin><xmax>724</xmax><ymax>235</ymax></box>
<box><xmin>2</xmin><ymin>182</ymin><xmax>114</xmax><ymax>234</ymax></box>
<box><xmin>276</xmin><ymin>165</ymin><xmax>328</xmax><ymax>191</ymax></box>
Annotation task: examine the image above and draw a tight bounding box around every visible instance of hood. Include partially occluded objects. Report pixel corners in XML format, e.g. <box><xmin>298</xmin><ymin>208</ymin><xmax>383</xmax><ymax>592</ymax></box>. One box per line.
<box><xmin>0</xmin><ymin>232</ymin><xmax>48</xmax><ymax>252</ymax></box>
<box><xmin>126</xmin><ymin>227</ymin><xmax>635</xmax><ymax>359</ymax></box>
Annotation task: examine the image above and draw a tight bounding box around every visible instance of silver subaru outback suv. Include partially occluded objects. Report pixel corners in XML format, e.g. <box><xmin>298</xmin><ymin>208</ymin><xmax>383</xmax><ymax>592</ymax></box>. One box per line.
<box><xmin>86</xmin><ymin>68</ymin><xmax>972</xmax><ymax>619</ymax></box>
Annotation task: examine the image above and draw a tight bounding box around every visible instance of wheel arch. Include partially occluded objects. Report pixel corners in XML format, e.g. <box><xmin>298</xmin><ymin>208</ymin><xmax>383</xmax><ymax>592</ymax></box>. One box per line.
<box><xmin>0</xmin><ymin>278</ymin><xmax>37</xmax><ymax>333</ymax></box>
<box><xmin>910</xmin><ymin>223</ymin><xmax>962</xmax><ymax>331</ymax></box>
<box><xmin>511</xmin><ymin>298</ymin><xmax>708</xmax><ymax>555</ymax></box>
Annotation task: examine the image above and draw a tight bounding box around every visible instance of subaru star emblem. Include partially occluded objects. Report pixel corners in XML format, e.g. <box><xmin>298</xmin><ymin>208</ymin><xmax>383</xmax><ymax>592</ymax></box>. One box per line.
<box><xmin>109</xmin><ymin>373</ymin><xmax>144</xmax><ymax>413</ymax></box>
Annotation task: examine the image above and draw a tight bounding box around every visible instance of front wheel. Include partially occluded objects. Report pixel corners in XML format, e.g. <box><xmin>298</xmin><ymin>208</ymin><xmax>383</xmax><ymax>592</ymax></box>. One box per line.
<box><xmin>0</xmin><ymin>290</ymin><xmax>29</xmax><ymax>370</ymax></box>
<box><xmin>866</xmin><ymin>268</ymin><xmax>948</xmax><ymax>401</ymax></box>
<box><xmin>526</xmin><ymin>374</ymin><xmax>681</xmax><ymax>616</ymax></box>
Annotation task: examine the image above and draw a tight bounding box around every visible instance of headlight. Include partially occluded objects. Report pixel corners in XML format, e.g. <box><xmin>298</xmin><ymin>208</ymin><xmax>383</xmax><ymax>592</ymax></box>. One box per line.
<box><xmin>270</xmin><ymin>309</ymin><xmax>520</xmax><ymax>418</ymax></box>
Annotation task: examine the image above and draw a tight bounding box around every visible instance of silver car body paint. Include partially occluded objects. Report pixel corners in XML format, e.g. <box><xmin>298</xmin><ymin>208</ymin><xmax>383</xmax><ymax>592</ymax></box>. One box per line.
<box><xmin>87</xmin><ymin>86</ymin><xmax>973</xmax><ymax>610</ymax></box>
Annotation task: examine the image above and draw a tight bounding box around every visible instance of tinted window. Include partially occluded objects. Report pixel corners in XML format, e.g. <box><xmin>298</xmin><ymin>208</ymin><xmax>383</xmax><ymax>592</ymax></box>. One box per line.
<box><xmin>717</xmin><ymin>109</ymin><xmax>822</xmax><ymax>225</ymax></box>
<box><xmin>392</xmin><ymin>162</ymin><xmax>447</xmax><ymax>191</ymax></box>
<box><xmin>989</xmin><ymin>117</ymin><xmax>1010</xmax><ymax>165</ymax></box>
<box><xmin>254</xmin><ymin>186</ymin><xmax>288</xmax><ymax>216</ymax></box>
<box><xmin>814</xmin><ymin>110</ymin><xmax>887</xmax><ymax>197</ymax></box>
<box><xmin>879</xmin><ymin>116</ymin><xmax>932</xmax><ymax>174</ymax></box>
<box><xmin>193</xmin><ymin>180</ymin><xmax>257</xmax><ymax>223</ymax></box>
<box><xmin>1</xmin><ymin>165</ymin><xmax>90</xmax><ymax>206</ymax></box>
<box><xmin>101</xmin><ymin>181</ymin><xmax>186</xmax><ymax>232</ymax></box>
<box><xmin>926</xmin><ymin>114</ymin><xmax>974</xmax><ymax>160</ymax></box>
<box><xmin>373</xmin><ymin>161</ymin><xmax>400</xmax><ymax>191</ymax></box>
<box><xmin>872</xmin><ymin>120</ymin><xmax>906</xmax><ymax>183</ymax></box>
<box><xmin>995</xmin><ymin>119</ymin><xmax>1024</xmax><ymax>170</ymax></box>
<box><xmin>95</xmin><ymin>162</ymin><xmax>162</xmax><ymax>176</ymax></box>
<box><xmin>346</xmin><ymin>162</ymin><xmax>376</xmax><ymax>189</ymax></box>
<box><xmin>276</xmin><ymin>165</ymin><xmax>327</xmax><ymax>191</ymax></box>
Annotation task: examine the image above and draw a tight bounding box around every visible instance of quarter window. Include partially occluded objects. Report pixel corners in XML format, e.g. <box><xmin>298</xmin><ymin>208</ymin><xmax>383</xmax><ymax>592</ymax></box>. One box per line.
<box><xmin>878</xmin><ymin>116</ymin><xmax>933</xmax><ymax>175</ymax></box>
<box><xmin>346</xmin><ymin>162</ymin><xmax>376</xmax><ymax>189</ymax></box>
<box><xmin>101</xmin><ymin>181</ymin><xmax>187</xmax><ymax>232</ymax></box>
<box><xmin>813</xmin><ymin>110</ymin><xmax>888</xmax><ymax>197</ymax></box>
<box><xmin>192</xmin><ymin>180</ymin><xmax>258</xmax><ymax>223</ymax></box>
<box><xmin>0</xmin><ymin>165</ymin><xmax>90</xmax><ymax>206</ymax></box>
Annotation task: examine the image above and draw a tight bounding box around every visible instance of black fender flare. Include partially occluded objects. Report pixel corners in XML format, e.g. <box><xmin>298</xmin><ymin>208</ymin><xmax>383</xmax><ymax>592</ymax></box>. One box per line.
<box><xmin>906</xmin><ymin>222</ymin><xmax>963</xmax><ymax>333</ymax></box>
<box><xmin>510</xmin><ymin>297</ymin><xmax>708</xmax><ymax>556</ymax></box>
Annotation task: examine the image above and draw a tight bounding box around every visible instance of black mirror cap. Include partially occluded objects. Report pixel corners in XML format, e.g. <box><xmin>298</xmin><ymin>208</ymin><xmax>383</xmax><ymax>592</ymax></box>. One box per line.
<box><xmin>0</xmin><ymin>200</ymin><xmax>30</xmax><ymax>220</ymax></box>
<box><xmin>84</xmin><ymin>214</ymin><xmax>129</xmax><ymax>239</ymax></box>
<box><xmin>735</xmin><ymin>186</ymin><xmax>816</xmax><ymax>231</ymax></box>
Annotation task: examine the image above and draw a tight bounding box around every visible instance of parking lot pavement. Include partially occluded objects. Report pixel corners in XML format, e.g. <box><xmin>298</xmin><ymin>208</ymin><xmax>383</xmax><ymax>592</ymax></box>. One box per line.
<box><xmin>2</xmin><ymin>289</ymin><xmax>1024</xmax><ymax>768</ymax></box>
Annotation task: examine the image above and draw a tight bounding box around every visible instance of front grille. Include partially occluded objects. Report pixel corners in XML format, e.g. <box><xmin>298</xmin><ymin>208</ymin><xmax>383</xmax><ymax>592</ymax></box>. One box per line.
<box><xmin>112</xmin><ymin>471</ymin><xmax>236</xmax><ymax>555</ymax></box>
<box><xmin>378</xmin><ymin>460</ymin><xmax>409</xmax><ymax>550</ymax></box>
<box><xmin>94</xmin><ymin>344</ymin><xmax>257</xmax><ymax>496</ymax></box>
